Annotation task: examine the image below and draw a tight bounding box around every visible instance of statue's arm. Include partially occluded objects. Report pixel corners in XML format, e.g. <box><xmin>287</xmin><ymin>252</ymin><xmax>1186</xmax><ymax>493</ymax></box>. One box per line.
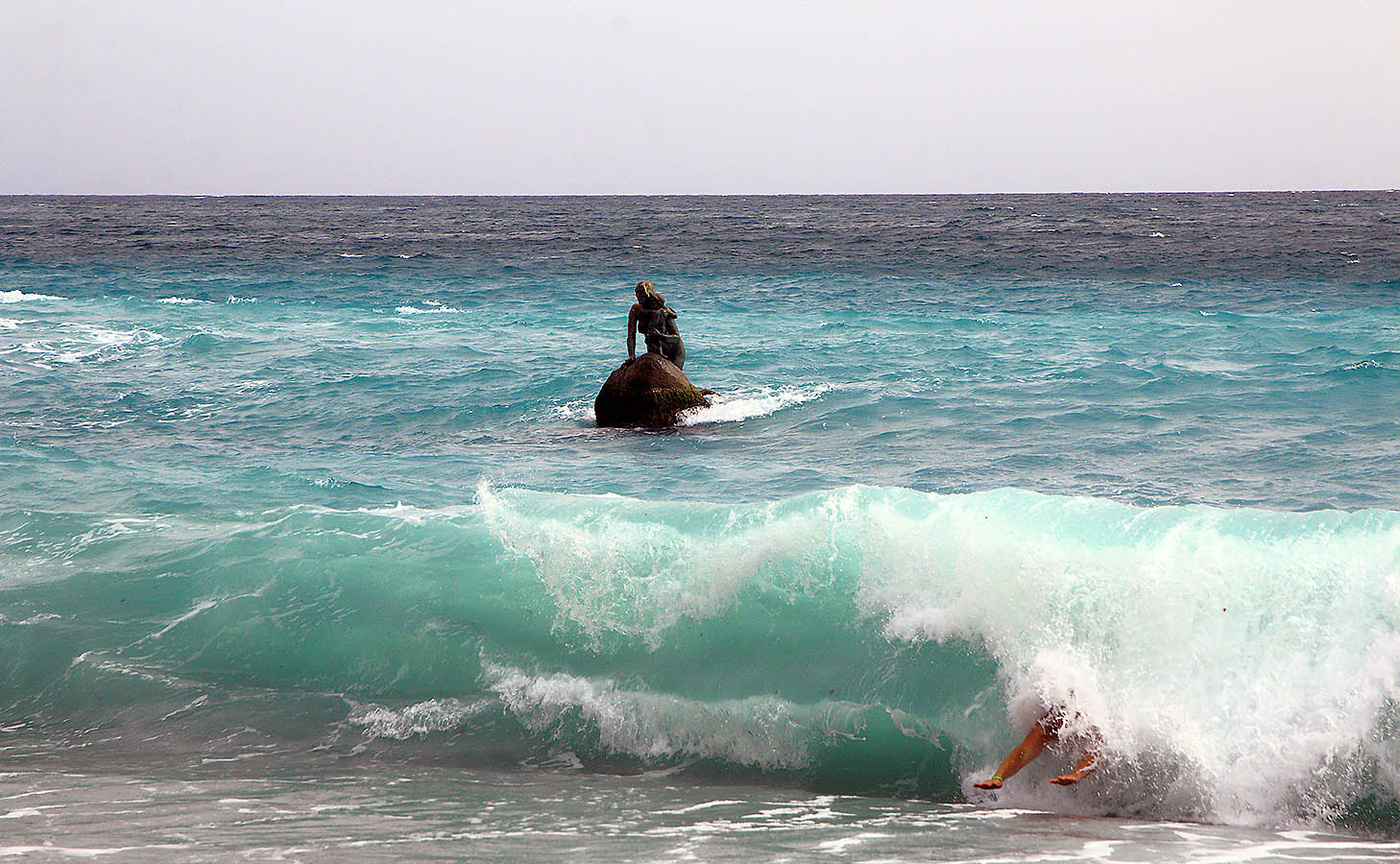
<box><xmin>627</xmin><ymin>304</ymin><xmax>639</xmax><ymax>358</ymax></box>
<box><xmin>663</xmin><ymin>307</ymin><xmax>680</xmax><ymax>335</ymax></box>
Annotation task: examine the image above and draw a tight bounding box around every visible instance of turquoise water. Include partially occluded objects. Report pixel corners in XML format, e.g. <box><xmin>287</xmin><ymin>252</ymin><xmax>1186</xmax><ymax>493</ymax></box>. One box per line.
<box><xmin>2</xmin><ymin>195</ymin><xmax>1399</xmax><ymax>857</ymax></box>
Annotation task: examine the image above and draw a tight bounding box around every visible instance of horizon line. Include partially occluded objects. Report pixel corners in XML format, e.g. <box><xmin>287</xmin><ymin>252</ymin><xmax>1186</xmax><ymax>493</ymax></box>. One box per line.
<box><xmin>3</xmin><ymin>188</ymin><xmax>1398</xmax><ymax>199</ymax></box>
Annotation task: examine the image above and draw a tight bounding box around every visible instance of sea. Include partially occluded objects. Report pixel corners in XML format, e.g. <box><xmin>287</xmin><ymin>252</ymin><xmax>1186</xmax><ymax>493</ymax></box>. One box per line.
<box><xmin>1</xmin><ymin>193</ymin><xmax>1399</xmax><ymax>862</ymax></box>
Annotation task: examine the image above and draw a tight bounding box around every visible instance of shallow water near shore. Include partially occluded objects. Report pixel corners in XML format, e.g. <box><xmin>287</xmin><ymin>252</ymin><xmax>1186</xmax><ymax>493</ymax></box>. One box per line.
<box><xmin>2</xmin><ymin>193</ymin><xmax>1399</xmax><ymax>857</ymax></box>
<box><xmin>4</xmin><ymin>756</ymin><xmax>1399</xmax><ymax>863</ymax></box>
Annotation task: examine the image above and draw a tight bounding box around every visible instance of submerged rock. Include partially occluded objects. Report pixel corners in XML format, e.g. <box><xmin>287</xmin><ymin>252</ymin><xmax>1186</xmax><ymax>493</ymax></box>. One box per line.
<box><xmin>594</xmin><ymin>353</ymin><xmax>709</xmax><ymax>428</ymax></box>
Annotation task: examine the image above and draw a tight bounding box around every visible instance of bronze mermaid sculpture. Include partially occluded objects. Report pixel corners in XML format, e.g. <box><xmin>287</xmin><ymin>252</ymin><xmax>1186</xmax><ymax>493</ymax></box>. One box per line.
<box><xmin>627</xmin><ymin>281</ymin><xmax>685</xmax><ymax>370</ymax></box>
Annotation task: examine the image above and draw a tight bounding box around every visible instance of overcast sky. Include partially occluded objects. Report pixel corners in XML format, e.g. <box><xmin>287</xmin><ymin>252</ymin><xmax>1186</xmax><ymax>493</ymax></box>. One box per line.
<box><xmin>3</xmin><ymin>0</ymin><xmax>1398</xmax><ymax>194</ymax></box>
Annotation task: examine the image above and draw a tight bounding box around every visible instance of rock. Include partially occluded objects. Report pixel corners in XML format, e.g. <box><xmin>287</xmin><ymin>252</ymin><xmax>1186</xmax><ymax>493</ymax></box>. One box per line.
<box><xmin>594</xmin><ymin>353</ymin><xmax>709</xmax><ymax>428</ymax></box>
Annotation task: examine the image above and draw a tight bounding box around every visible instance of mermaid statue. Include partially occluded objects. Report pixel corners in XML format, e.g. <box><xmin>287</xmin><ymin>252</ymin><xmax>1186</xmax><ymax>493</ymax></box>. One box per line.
<box><xmin>627</xmin><ymin>281</ymin><xmax>685</xmax><ymax>370</ymax></box>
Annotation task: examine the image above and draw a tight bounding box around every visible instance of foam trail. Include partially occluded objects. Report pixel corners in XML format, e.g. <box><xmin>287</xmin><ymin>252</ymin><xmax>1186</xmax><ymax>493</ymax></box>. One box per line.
<box><xmin>679</xmin><ymin>385</ymin><xmax>832</xmax><ymax>425</ymax></box>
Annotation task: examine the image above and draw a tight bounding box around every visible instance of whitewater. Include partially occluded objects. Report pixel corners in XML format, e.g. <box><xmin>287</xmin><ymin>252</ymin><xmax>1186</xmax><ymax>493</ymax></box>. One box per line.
<box><xmin>2</xmin><ymin>193</ymin><xmax>1399</xmax><ymax>862</ymax></box>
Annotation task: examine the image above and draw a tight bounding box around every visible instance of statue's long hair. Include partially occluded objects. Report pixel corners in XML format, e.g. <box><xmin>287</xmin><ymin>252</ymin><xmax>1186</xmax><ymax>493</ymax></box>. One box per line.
<box><xmin>635</xmin><ymin>281</ymin><xmax>664</xmax><ymax>308</ymax></box>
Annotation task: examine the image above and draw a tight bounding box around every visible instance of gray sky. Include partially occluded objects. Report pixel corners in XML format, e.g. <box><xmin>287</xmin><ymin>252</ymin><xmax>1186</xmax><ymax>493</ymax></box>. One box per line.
<box><xmin>3</xmin><ymin>0</ymin><xmax>1397</xmax><ymax>194</ymax></box>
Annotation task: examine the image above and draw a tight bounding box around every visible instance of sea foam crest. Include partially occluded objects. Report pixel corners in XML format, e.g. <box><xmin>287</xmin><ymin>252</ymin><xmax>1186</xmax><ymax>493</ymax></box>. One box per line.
<box><xmin>484</xmin><ymin>663</ymin><xmax>815</xmax><ymax>769</ymax></box>
<box><xmin>0</xmin><ymin>290</ymin><xmax>62</xmax><ymax>303</ymax></box>
<box><xmin>479</xmin><ymin>483</ymin><xmax>847</xmax><ymax>645</ymax></box>
<box><xmin>849</xmin><ymin>490</ymin><xmax>1400</xmax><ymax>823</ymax></box>
<box><xmin>394</xmin><ymin>301</ymin><xmax>462</xmax><ymax>315</ymax></box>
<box><xmin>480</xmin><ymin>484</ymin><xmax>1400</xmax><ymax>825</ymax></box>
<box><xmin>348</xmin><ymin>698</ymin><xmax>492</xmax><ymax>740</ymax></box>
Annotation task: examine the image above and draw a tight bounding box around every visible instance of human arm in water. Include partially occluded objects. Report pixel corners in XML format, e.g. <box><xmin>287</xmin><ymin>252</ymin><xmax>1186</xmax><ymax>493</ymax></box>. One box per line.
<box><xmin>1050</xmin><ymin>748</ymin><xmax>1098</xmax><ymax>785</ymax></box>
<box><xmin>627</xmin><ymin>303</ymin><xmax>641</xmax><ymax>360</ymax></box>
<box><xmin>972</xmin><ymin>713</ymin><xmax>1057</xmax><ymax>790</ymax></box>
<box><xmin>972</xmin><ymin>710</ymin><xmax>1100</xmax><ymax>789</ymax></box>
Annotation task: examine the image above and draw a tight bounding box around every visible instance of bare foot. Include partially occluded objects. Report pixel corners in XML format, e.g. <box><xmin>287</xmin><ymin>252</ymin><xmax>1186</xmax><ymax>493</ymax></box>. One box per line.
<box><xmin>1050</xmin><ymin>772</ymin><xmax>1084</xmax><ymax>785</ymax></box>
<box><xmin>972</xmin><ymin>777</ymin><xmax>1003</xmax><ymax>790</ymax></box>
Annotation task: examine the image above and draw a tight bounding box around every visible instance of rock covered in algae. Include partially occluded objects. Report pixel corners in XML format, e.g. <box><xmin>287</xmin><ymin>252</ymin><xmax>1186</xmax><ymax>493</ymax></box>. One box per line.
<box><xmin>594</xmin><ymin>353</ymin><xmax>709</xmax><ymax>428</ymax></box>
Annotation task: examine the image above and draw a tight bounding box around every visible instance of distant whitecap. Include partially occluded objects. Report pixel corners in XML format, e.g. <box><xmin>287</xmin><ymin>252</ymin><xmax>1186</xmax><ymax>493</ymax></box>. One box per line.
<box><xmin>0</xmin><ymin>290</ymin><xmax>62</xmax><ymax>303</ymax></box>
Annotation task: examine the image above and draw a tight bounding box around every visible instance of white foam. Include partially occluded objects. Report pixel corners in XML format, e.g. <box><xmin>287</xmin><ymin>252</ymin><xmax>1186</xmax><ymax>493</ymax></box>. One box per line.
<box><xmin>653</xmin><ymin>799</ymin><xmax>747</xmax><ymax>815</ymax></box>
<box><xmin>159</xmin><ymin>694</ymin><xmax>210</xmax><ymax>722</ymax></box>
<box><xmin>860</xmin><ymin>489</ymin><xmax>1400</xmax><ymax>824</ymax></box>
<box><xmin>479</xmin><ymin>484</ymin><xmax>844</xmax><ymax>645</ymax></box>
<box><xmin>547</xmin><ymin>383</ymin><xmax>831</xmax><ymax>427</ymax></box>
<box><xmin>395</xmin><ymin>304</ymin><xmax>462</xmax><ymax>315</ymax></box>
<box><xmin>678</xmin><ymin>384</ymin><xmax>832</xmax><ymax>425</ymax></box>
<box><xmin>0</xmin><ymin>325</ymin><xmax>168</xmax><ymax>365</ymax></box>
<box><xmin>148</xmin><ymin>598</ymin><xmax>222</xmax><ymax>640</ymax></box>
<box><xmin>546</xmin><ymin>399</ymin><xmax>596</xmax><ymax>424</ymax></box>
<box><xmin>480</xmin><ymin>483</ymin><xmax>1400</xmax><ymax>826</ymax></box>
<box><xmin>11</xmin><ymin>614</ymin><xmax>61</xmax><ymax>626</ymax></box>
<box><xmin>0</xmin><ymin>845</ymin><xmax>188</xmax><ymax>858</ymax></box>
<box><xmin>0</xmin><ymin>290</ymin><xmax>61</xmax><ymax>304</ymax></box>
<box><xmin>348</xmin><ymin>698</ymin><xmax>491</xmax><ymax>739</ymax></box>
<box><xmin>154</xmin><ymin>297</ymin><xmax>210</xmax><ymax>305</ymax></box>
<box><xmin>485</xmin><ymin>663</ymin><xmax>815</xmax><ymax>769</ymax></box>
